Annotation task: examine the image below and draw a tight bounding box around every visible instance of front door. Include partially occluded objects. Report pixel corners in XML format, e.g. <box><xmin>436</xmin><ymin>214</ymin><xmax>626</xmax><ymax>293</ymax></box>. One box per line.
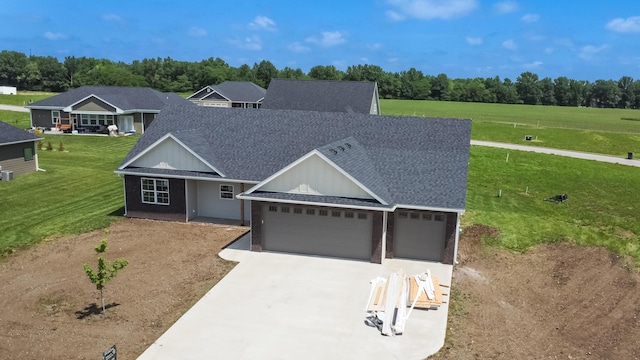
<box><xmin>119</xmin><ymin>116</ymin><xmax>134</xmax><ymax>133</ymax></box>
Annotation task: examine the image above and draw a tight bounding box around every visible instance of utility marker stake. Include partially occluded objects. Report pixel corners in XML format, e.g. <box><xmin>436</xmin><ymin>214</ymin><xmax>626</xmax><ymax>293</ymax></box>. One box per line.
<box><xmin>526</xmin><ymin>186</ymin><xmax>529</xmax><ymax>195</ymax></box>
<box><xmin>513</xmin><ymin>123</ymin><xmax>517</xmax><ymax>128</ymax></box>
<box><xmin>506</xmin><ymin>153</ymin><xmax>509</xmax><ymax>162</ymax></box>
<box><xmin>498</xmin><ymin>189</ymin><xmax>502</xmax><ymax>197</ymax></box>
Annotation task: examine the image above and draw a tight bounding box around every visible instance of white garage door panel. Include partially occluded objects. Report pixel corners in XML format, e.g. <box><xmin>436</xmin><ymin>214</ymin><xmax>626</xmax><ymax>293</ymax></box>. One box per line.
<box><xmin>263</xmin><ymin>205</ymin><xmax>372</xmax><ymax>260</ymax></box>
<box><xmin>395</xmin><ymin>212</ymin><xmax>446</xmax><ymax>261</ymax></box>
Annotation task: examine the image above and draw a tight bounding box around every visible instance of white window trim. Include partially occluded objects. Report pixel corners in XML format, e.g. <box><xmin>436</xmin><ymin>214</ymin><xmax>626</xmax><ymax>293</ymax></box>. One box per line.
<box><xmin>51</xmin><ymin>110</ymin><xmax>60</xmax><ymax>125</ymax></box>
<box><xmin>220</xmin><ymin>184</ymin><xmax>234</xmax><ymax>200</ymax></box>
<box><xmin>141</xmin><ymin>178</ymin><xmax>170</xmax><ymax>205</ymax></box>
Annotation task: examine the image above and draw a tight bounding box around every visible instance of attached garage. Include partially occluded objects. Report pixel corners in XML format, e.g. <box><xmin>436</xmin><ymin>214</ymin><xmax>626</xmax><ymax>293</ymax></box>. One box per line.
<box><xmin>261</xmin><ymin>203</ymin><xmax>373</xmax><ymax>261</ymax></box>
<box><xmin>394</xmin><ymin>210</ymin><xmax>447</xmax><ymax>261</ymax></box>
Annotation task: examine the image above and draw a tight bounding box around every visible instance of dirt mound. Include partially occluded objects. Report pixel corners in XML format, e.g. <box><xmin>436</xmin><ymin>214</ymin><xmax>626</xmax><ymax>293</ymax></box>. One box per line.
<box><xmin>0</xmin><ymin>219</ymin><xmax>247</xmax><ymax>359</ymax></box>
<box><xmin>433</xmin><ymin>227</ymin><xmax>640</xmax><ymax>359</ymax></box>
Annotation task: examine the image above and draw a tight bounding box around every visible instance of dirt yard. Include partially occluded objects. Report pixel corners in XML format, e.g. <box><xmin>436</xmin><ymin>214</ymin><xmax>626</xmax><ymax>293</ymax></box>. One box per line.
<box><xmin>432</xmin><ymin>225</ymin><xmax>640</xmax><ymax>359</ymax></box>
<box><xmin>2</xmin><ymin>219</ymin><xmax>639</xmax><ymax>359</ymax></box>
<box><xmin>0</xmin><ymin>219</ymin><xmax>247</xmax><ymax>359</ymax></box>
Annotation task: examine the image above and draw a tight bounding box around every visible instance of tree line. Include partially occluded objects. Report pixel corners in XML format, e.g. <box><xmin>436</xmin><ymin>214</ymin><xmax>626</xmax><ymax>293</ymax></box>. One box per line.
<box><xmin>1</xmin><ymin>49</ymin><xmax>639</xmax><ymax>109</ymax></box>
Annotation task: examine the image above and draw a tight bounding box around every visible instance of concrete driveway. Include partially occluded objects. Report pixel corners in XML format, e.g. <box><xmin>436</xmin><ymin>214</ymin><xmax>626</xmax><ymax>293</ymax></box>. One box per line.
<box><xmin>138</xmin><ymin>234</ymin><xmax>452</xmax><ymax>360</ymax></box>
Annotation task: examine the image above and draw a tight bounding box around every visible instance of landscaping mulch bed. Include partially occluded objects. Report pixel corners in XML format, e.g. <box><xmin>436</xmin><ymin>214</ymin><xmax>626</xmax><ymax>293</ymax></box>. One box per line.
<box><xmin>0</xmin><ymin>218</ymin><xmax>247</xmax><ymax>359</ymax></box>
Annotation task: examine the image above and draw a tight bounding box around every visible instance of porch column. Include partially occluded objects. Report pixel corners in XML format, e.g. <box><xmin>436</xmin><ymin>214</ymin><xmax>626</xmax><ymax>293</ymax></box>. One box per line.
<box><xmin>240</xmin><ymin>183</ymin><xmax>245</xmax><ymax>226</ymax></box>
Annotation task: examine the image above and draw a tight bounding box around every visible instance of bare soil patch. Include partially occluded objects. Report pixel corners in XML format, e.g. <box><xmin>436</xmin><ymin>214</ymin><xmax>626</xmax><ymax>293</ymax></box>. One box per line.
<box><xmin>432</xmin><ymin>224</ymin><xmax>640</xmax><ymax>359</ymax></box>
<box><xmin>0</xmin><ymin>219</ymin><xmax>247</xmax><ymax>359</ymax></box>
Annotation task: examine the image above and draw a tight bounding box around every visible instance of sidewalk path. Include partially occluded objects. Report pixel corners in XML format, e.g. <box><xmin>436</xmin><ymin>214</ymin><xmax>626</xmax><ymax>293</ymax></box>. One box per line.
<box><xmin>0</xmin><ymin>104</ymin><xmax>29</xmax><ymax>112</ymax></box>
<box><xmin>471</xmin><ymin>140</ymin><xmax>640</xmax><ymax>168</ymax></box>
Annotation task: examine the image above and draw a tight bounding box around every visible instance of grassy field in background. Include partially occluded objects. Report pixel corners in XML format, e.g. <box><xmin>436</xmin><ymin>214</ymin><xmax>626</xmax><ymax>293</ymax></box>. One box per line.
<box><xmin>0</xmin><ymin>92</ymin><xmax>56</xmax><ymax>106</ymax></box>
<box><xmin>466</xmin><ymin>146</ymin><xmax>640</xmax><ymax>267</ymax></box>
<box><xmin>0</xmin><ymin>110</ymin><xmax>30</xmax><ymax>129</ymax></box>
<box><xmin>381</xmin><ymin>99</ymin><xmax>640</xmax><ymax>156</ymax></box>
<box><xmin>0</xmin><ymin>134</ymin><xmax>138</xmax><ymax>254</ymax></box>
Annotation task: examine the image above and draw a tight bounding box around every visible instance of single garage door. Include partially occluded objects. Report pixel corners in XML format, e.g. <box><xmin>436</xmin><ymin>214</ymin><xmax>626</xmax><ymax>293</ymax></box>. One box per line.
<box><xmin>394</xmin><ymin>211</ymin><xmax>446</xmax><ymax>261</ymax></box>
<box><xmin>262</xmin><ymin>204</ymin><xmax>372</xmax><ymax>261</ymax></box>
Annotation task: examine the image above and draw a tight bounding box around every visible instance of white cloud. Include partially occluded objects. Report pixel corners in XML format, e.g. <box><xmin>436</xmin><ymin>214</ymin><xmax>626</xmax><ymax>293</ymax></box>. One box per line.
<box><xmin>361</xmin><ymin>57</ymin><xmax>369</xmax><ymax>63</ymax></box>
<box><xmin>306</xmin><ymin>31</ymin><xmax>347</xmax><ymax>47</ymax></box>
<box><xmin>555</xmin><ymin>38</ymin><xmax>574</xmax><ymax>48</ymax></box>
<box><xmin>466</xmin><ymin>36</ymin><xmax>483</xmax><ymax>45</ymax></box>
<box><xmin>521</xmin><ymin>13</ymin><xmax>539</xmax><ymax>23</ymax></box>
<box><xmin>579</xmin><ymin>44</ymin><xmax>609</xmax><ymax>60</ymax></box>
<box><xmin>544</xmin><ymin>47</ymin><xmax>554</xmax><ymax>54</ymax></box>
<box><xmin>287</xmin><ymin>42</ymin><xmax>309</xmax><ymax>52</ymax></box>
<box><xmin>388</xmin><ymin>57</ymin><xmax>399</xmax><ymax>63</ymax></box>
<box><xmin>523</xmin><ymin>61</ymin><xmax>543</xmax><ymax>69</ymax></box>
<box><xmin>187</xmin><ymin>27</ymin><xmax>207</xmax><ymax>37</ymax></box>
<box><xmin>606</xmin><ymin>16</ymin><xmax>640</xmax><ymax>33</ymax></box>
<box><xmin>102</xmin><ymin>13</ymin><xmax>123</xmax><ymax>22</ymax></box>
<box><xmin>494</xmin><ymin>1</ymin><xmax>518</xmax><ymax>14</ymax></box>
<box><xmin>230</xmin><ymin>36</ymin><xmax>262</xmax><ymax>51</ymax></box>
<box><xmin>502</xmin><ymin>39</ymin><xmax>517</xmax><ymax>50</ymax></box>
<box><xmin>249</xmin><ymin>15</ymin><xmax>277</xmax><ymax>31</ymax></box>
<box><xmin>332</xmin><ymin>60</ymin><xmax>347</xmax><ymax>69</ymax></box>
<box><xmin>44</xmin><ymin>31</ymin><xmax>67</xmax><ymax>40</ymax></box>
<box><xmin>386</xmin><ymin>0</ymin><xmax>478</xmax><ymax>20</ymax></box>
<box><xmin>367</xmin><ymin>43</ymin><xmax>384</xmax><ymax>51</ymax></box>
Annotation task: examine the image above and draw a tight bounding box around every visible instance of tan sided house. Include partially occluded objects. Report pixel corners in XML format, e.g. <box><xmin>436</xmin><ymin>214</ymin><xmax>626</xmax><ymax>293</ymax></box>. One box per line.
<box><xmin>25</xmin><ymin>86</ymin><xmax>192</xmax><ymax>134</ymax></box>
<box><xmin>187</xmin><ymin>81</ymin><xmax>266</xmax><ymax>108</ymax></box>
<box><xmin>116</xmin><ymin>105</ymin><xmax>471</xmax><ymax>265</ymax></box>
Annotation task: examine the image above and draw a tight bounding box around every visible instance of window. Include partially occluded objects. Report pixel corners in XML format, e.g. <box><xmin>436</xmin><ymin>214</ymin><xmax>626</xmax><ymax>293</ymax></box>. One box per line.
<box><xmin>23</xmin><ymin>147</ymin><xmax>33</xmax><ymax>161</ymax></box>
<box><xmin>410</xmin><ymin>212</ymin><xmax>420</xmax><ymax>220</ymax></box>
<box><xmin>268</xmin><ymin>205</ymin><xmax>278</xmax><ymax>212</ymax></box>
<box><xmin>51</xmin><ymin>110</ymin><xmax>60</xmax><ymax>125</ymax></box>
<box><xmin>80</xmin><ymin>114</ymin><xmax>114</xmax><ymax>126</ymax></box>
<box><xmin>422</xmin><ymin>213</ymin><xmax>432</xmax><ymax>221</ymax></box>
<box><xmin>293</xmin><ymin>207</ymin><xmax>303</xmax><ymax>214</ymax></box>
<box><xmin>331</xmin><ymin>210</ymin><xmax>341</xmax><ymax>218</ymax></box>
<box><xmin>434</xmin><ymin>214</ymin><xmax>445</xmax><ymax>222</ymax></box>
<box><xmin>357</xmin><ymin>213</ymin><xmax>368</xmax><ymax>220</ymax></box>
<box><xmin>319</xmin><ymin>209</ymin><xmax>328</xmax><ymax>216</ymax></box>
<box><xmin>306</xmin><ymin>208</ymin><xmax>316</xmax><ymax>215</ymax></box>
<box><xmin>141</xmin><ymin>178</ymin><xmax>169</xmax><ymax>205</ymax></box>
<box><xmin>281</xmin><ymin>206</ymin><xmax>290</xmax><ymax>213</ymax></box>
<box><xmin>220</xmin><ymin>184</ymin><xmax>234</xmax><ymax>199</ymax></box>
<box><xmin>398</xmin><ymin>211</ymin><xmax>408</xmax><ymax>219</ymax></box>
<box><xmin>344</xmin><ymin>212</ymin><xmax>354</xmax><ymax>219</ymax></box>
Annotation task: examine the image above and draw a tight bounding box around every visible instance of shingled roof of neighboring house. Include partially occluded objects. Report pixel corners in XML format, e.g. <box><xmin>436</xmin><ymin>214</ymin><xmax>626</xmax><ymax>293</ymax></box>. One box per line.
<box><xmin>0</xmin><ymin>122</ymin><xmax>41</xmax><ymax>145</ymax></box>
<box><xmin>25</xmin><ymin>86</ymin><xmax>190</xmax><ymax>111</ymax></box>
<box><xmin>261</xmin><ymin>79</ymin><xmax>378</xmax><ymax>114</ymax></box>
<box><xmin>119</xmin><ymin>105</ymin><xmax>472</xmax><ymax>211</ymax></box>
<box><xmin>187</xmin><ymin>81</ymin><xmax>266</xmax><ymax>102</ymax></box>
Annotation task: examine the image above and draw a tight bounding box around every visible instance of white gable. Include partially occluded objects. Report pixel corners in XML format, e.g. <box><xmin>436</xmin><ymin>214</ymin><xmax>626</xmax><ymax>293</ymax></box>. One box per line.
<box><xmin>260</xmin><ymin>153</ymin><xmax>373</xmax><ymax>199</ymax></box>
<box><xmin>130</xmin><ymin>136</ymin><xmax>213</xmax><ymax>172</ymax></box>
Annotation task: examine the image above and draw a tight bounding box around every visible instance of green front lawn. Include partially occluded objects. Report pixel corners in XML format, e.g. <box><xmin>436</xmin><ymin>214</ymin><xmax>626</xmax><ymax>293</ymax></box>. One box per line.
<box><xmin>0</xmin><ymin>110</ymin><xmax>30</xmax><ymax>129</ymax></box>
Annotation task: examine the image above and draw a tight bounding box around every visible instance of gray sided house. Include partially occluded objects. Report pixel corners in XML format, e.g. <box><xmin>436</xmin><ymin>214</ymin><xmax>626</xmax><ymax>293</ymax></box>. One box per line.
<box><xmin>261</xmin><ymin>79</ymin><xmax>381</xmax><ymax>114</ymax></box>
<box><xmin>116</xmin><ymin>105</ymin><xmax>471</xmax><ymax>265</ymax></box>
<box><xmin>187</xmin><ymin>81</ymin><xmax>266</xmax><ymax>108</ymax></box>
<box><xmin>25</xmin><ymin>86</ymin><xmax>192</xmax><ymax>134</ymax></box>
<box><xmin>0</xmin><ymin>122</ymin><xmax>41</xmax><ymax>176</ymax></box>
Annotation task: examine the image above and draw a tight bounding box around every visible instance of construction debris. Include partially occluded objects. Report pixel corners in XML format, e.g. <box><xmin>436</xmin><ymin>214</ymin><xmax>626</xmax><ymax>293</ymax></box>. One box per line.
<box><xmin>364</xmin><ymin>269</ymin><xmax>448</xmax><ymax>336</ymax></box>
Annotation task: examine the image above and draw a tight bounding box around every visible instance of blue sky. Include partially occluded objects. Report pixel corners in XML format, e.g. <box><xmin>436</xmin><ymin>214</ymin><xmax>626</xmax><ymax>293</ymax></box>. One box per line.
<box><xmin>1</xmin><ymin>0</ymin><xmax>639</xmax><ymax>81</ymax></box>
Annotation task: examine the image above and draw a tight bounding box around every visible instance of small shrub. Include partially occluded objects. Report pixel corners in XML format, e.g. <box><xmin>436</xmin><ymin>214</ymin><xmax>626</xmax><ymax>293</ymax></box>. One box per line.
<box><xmin>58</xmin><ymin>141</ymin><xmax>64</xmax><ymax>152</ymax></box>
<box><xmin>46</xmin><ymin>141</ymin><xmax>53</xmax><ymax>151</ymax></box>
<box><xmin>37</xmin><ymin>141</ymin><xmax>43</xmax><ymax>150</ymax></box>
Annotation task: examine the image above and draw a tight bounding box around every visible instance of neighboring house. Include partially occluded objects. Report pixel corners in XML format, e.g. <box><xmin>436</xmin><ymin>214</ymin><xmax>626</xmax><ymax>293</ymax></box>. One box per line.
<box><xmin>25</xmin><ymin>86</ymin><xmax>192</xmax><ymax>134</ymax></box>
<box><xmin>187</xmin><ymin>81</ymin><xmax>266</xmax><ymax>108</ymax></box>
<box><xmin>116</xmin><ymin>105</ymin><xmax>471</xmax><ymax>265</ymax></box>
<box><xmin>0</xmin><ymin>86</ymin><xmax>17</xmax><ymax>95</ymax></box>
<box><xmin>0</xmin><ymin>122</ymin><xmax>41</xmax><ymax>176</ymax></box>
<box><xmin>261</xmin><ymin>79</ymin><xmax>381</xmax><ymax>114</ymax></box>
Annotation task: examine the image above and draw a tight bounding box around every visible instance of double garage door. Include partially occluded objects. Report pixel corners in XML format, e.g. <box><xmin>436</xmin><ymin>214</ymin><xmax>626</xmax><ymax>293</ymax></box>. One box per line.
<box><xmin>262</xmin><ymin>204</ymin><xmax>372</xmax><ymax>261</ymax></box>
<box><xmin>394</xmin><ymin>211</ymin><xmax>447</xmax><ymax>261</ymax></box>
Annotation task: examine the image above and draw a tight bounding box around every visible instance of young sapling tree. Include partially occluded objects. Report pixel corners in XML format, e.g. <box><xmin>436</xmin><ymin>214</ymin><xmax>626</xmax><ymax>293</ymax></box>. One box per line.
<box><xmin>83</xmin><ymin>236</ymin><xmax>128</xmax><ymax>313</ymax></box>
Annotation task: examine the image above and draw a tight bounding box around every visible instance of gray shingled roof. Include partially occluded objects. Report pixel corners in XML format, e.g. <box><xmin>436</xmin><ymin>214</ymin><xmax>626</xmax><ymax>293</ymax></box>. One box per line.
<box><xmin>0</xmin><ymin>122</ymin><xmax>41</xmax><ymax>145</ymax></box>
<box><xmin>261</xmin><ymin>79</ymin><xmax>377</xmax><ymax>113</ymax></box>
<box><xmin>120</xmin><ymin>105</ymin><xmax>472</xmax><ymax>210</ymax></box>
<box><xmin>212</xmin><ymin>81</ymin><xmax>266</xmax><ymax>102</ymax></box>
<box><xmin>25</xmin><ymin>86</ymin><xmax>191</xmax><ymax>111</ymax></box>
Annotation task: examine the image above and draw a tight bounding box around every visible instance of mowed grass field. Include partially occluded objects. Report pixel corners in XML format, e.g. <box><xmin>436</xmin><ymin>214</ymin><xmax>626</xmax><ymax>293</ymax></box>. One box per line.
<box><xmin>0</xmin><ymin>110</ymin><xmax>30</xmax><ymax>129</ymax></box>
<box><xmin>0</xmin><ymin>92</ymin><xmax>56</xmax><ymax>106</ymax></box>
<box><xmin>0</xmin><ymin>134</ymin><xmax>139</xmax><ymax>254</ymax></box>
<box><xmin>382</xmin><ymin>99</ymin><xmax>640</xmax><ymax>156</ymax></box>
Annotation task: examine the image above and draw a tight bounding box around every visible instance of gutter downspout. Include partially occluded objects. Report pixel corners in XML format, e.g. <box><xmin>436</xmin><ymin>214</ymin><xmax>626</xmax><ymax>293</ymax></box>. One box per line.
<box><xmin>240</xmin><ymin>183</ymin><xmax>245</xmax><ymax>226</ymax></box>
<box><xmin>453</xmin><ymin>212</ymin><xmax>461</xmax><ymax>265</ymax></box>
